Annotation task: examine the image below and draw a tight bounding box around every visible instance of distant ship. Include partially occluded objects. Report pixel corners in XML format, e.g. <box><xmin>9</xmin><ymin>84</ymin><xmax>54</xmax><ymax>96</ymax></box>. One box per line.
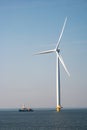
<box><xmin>19</xmin><ymin>104</ymin><xmax>33</xmax><ymax>112</ymax></box>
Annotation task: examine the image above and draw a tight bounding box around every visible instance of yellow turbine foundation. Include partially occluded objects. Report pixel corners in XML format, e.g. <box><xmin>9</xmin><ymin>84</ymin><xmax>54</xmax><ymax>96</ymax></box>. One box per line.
<box><xmin>56</xmin><ymin>106</ymin><xmax>61</xmax><ymax>112</ymax></box>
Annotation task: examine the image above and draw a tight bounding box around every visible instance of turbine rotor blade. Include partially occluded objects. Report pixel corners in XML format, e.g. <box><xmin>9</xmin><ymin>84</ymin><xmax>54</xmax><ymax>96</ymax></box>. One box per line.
<box><xmin>56</xmin><ymin>17</ymin><xmax>67</xmax><ymax>49</ymax></box>
<box><xmin>57</xmin><ymin>53</ymin><xmax>70</xmax><ymax>77</ymax></box>
<box><xmin>34</xmin><ymin>49</ymin><xmax>55</xmax><ymax>55</ymax></box>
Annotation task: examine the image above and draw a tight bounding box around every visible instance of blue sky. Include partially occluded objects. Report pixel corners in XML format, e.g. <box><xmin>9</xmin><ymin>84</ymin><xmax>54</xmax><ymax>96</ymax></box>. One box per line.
<box><xmin>0</xmin><ymin>0</ymin><xmax>87</xmax><ymax>108</ymax></box>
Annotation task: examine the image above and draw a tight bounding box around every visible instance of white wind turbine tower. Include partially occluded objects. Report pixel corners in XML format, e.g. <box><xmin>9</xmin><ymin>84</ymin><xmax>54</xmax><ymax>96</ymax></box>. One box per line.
<box><xmin>35</xmin><ymin>17</ymin><xmax>70</xmax><ymax>112</ymax></box>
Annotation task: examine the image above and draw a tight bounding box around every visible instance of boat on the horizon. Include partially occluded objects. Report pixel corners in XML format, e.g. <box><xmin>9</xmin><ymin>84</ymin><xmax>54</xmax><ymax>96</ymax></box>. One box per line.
<box><xmin>19</xmin><ymin>105</ymin><xmax>33</xmax><ymax>112</ymax></box>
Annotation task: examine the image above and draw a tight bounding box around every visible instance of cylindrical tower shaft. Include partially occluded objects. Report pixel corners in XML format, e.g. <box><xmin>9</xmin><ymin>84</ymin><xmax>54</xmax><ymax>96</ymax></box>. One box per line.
<box><xmin>56</xmin><ymin>53</ymin><xmax>61</xmax><ymax>112</ymax></box>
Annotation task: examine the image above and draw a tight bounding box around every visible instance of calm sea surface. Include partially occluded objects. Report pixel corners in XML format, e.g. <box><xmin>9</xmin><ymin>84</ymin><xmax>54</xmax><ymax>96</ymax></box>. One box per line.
<box><xmin>0</xmin><ymin>109</ymin><xmax>87</xmax><ymax>130</ymax></box>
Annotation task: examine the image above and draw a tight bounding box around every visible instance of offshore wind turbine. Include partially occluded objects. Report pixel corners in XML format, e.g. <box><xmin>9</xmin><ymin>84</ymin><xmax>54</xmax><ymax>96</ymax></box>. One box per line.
<box><xmin>35</xmin><ymin>17</ymin><xmax>70</xmax><ymax>112</ymax></box>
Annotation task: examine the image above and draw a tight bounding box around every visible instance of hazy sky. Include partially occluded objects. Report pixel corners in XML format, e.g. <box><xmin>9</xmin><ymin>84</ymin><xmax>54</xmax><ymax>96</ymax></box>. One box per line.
<box><xmin>0</xmin><ymin>0</ymin><xmax>87</xmax><ymax>108</ymax></box>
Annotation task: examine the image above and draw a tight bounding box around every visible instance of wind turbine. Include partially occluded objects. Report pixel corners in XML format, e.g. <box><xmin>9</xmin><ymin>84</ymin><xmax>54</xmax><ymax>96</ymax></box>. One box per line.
<box><xmin>34</xmin><ymin>17</ymin><xmax>70</xmax><ymax>112</ymax></box>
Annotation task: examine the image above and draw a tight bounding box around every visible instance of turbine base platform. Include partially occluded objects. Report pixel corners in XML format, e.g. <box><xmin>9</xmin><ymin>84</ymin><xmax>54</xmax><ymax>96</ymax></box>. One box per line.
<box><xmin>56</xmin><ymin>106</ymin><xmax>62</xmax><ymax>112</ymax></box>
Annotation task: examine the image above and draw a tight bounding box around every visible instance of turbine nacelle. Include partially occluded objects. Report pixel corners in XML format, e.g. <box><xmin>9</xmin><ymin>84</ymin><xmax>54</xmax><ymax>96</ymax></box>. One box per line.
<box><xmin>56</xmin><ymin>48</ymin><xmax>60</xmax><ymax>53</ymax></box>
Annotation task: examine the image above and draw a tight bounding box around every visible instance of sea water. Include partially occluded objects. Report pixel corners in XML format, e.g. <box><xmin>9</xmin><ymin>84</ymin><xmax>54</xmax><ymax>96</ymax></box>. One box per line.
<box><xmin>0</xmin><ymin>109</ymin><xmax>87</xmax><ymax>130</ymax></box>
